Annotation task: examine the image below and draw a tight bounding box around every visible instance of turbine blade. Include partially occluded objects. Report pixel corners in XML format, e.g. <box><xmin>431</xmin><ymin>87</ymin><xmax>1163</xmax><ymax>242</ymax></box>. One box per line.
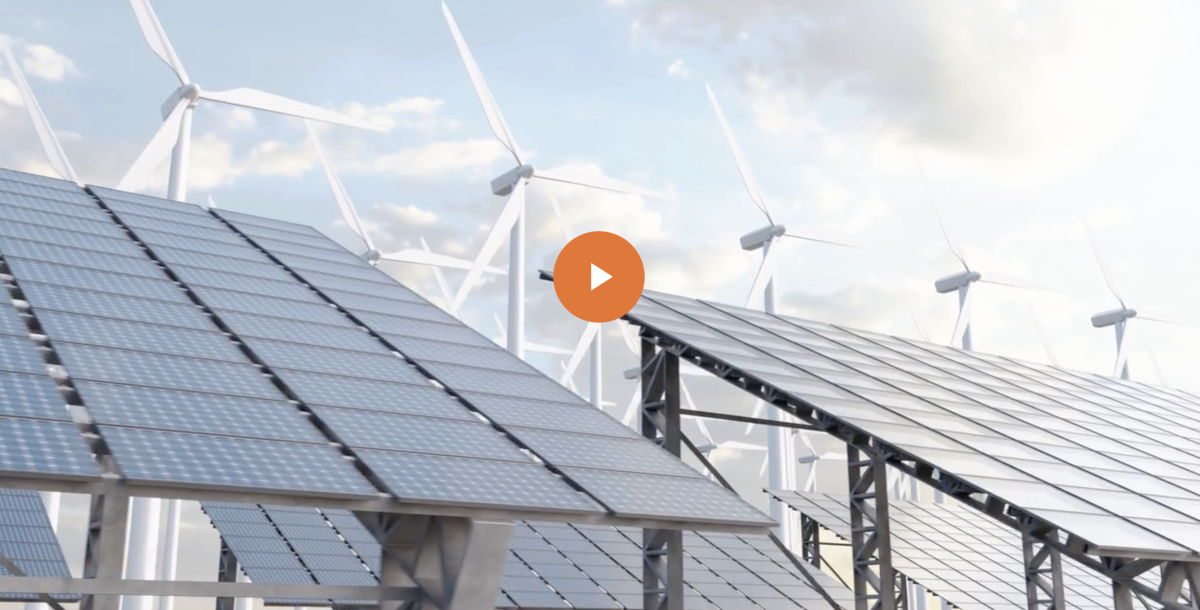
<box><xmin>914</xmin><ymin>153</ymin><xmax>969</xmax><ymax>272</ymax></box>
<box><xmin>803</xmin><ymin>464</ymin><xmax>818</xmax><ymax>492</ymax></box>
<box><xmin>525</xmin><ymin>341</ymin><xmax>573</xmax><ymax>356</ymax></box>
<box><xmin>619</xmin><ymin>321</ymin><xmax>641</xmax><ymax>355</ymax></box>
<box><xmin>798</xmin><ymin>431</ymin><xmax>815</xmax><ymax>454</ymax></box>
<box><xmin>782</xmin><ymin>232</ymin><xmax>866</xmax><ymax>250</ymax></box>
<box><xmin>452</xmin><ymin>179</ymin><xmax>525</xmax><ymax>312</ymax></box>
<box><xmin>205</xmin><ymin>195</ymin><xmax>217</xmax><ymax>209</ymax></box>
<box><xmin>759</xmin><ymin>454</ymin><xmax>768</xmax><ymax>477</ymax></box>
<box><xmin>534</xmin><ymin>167</ymin><xmax>664</xmax><ymax>200</ymax></box>
<box><xmin>128</xmin><ymin>0</ymin><xmax>189</xmax><ymax>84</ymax></box>
<box><xmin>1142</xmin><ymin>331</ymin><xmax>1168</xmax><ymax>387</ymax></box>
<box><xmin>421</xmin><ymin>237</ymin><xmax>455</xmax><ymax>315</ymax></box>
<box><xmin>978</xmin><ymin>271</ymin><xmax>1046</xmax><ymax>292</ymax></box>
<box><xmin>116</xmin><ymin>97</ymin><xmax>189</xmax><ymax>191</ymax></box>
<box><xmin>200</xmin><ymin>88</ymin><xmax>383</xmax><ymax>132</ymax></box>
<box><xmin>744</xmin><ymin>244</ymin><xmax>778</xmax><ymax>308</ymax></box>
<box><xmin>1025</xmin><ymin>299</ymin><xmax>1060</xmax><ymax>367</ymax></box>
<box><xmin>306</xmin><ymin>120</ymin><xmax>373</xmax><ymax>252</ymax></box>
<box><xmin>3</xmin><ymin>43</ymin><xmax>79</xmax><ymax>184</ymax></box>
<box><xmin>950</xmin><ymin>285</ymin><xmax>973</xmax><ymax>348</ymax></box>
<box><xmin>621</xmin><ymin>382</ymin><xmax>641</xmax><ymax>427</ymax></box>
<box><xmin>705</xmin><ymin>83</ymin><xmax>772</xmax><ymax>223</ymax></box>
<box><xmin>1083</xmin><ymin>220</ymin><xmax>1126</xmax><ymax>310</ymax></box>
<box><xmin>722</xmin><ymin>441</ymin><xmax>766</xmax><ymax>451</ymax></box>
<box><xmin>562</xmin><ymin>323</ymin><xmax>601</xmax><ymax>379</ymax></box>
<box><xmin>548</xmin><ymin>194</ymin><xmax>573</xmax><ymax>241</ymax></box>
<box><xmin>379</xmin><ymin>249</ymin><xmax>506</xmax><ymax>275</ymax></box>
<box><xmin>440</xmin><ymin>2</ymin><xmax>521</xmax><ymax>162</ymax></box>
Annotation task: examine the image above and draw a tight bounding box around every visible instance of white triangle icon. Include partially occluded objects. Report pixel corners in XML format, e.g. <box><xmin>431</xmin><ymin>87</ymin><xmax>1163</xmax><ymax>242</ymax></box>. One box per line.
<box><xmin>590</xmin><ymin>263</ymin><xmax>612</xmax><ymax>290</ymax></box>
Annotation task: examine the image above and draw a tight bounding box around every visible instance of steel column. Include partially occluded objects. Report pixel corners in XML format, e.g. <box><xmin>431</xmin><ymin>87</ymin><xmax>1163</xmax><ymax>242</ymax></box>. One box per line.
<box><xmin>214</xmin><ymin>542</ymin><xmax>238</xmax><ymax>610</ymax></box>
<box><xmin>799</xmin><ymin>515</ymin><xmax>821</xmax><ymax>569</ymax></box>
<box><xmin>846</xmin><ymin>445</ymin><xmax>896</xmax><ymax>610</ymax></box>
<box><xmin>640</xmin><ymin>338</ymin><xmax>684</xmax><ymax>610</ymax></box>
<box><xmin>1021</xmin><ymin>529</ymin><xmax>1065</xmax><ymax>610</ymax></box>
<box><xmin>81</xmin><ymin>494</ymin><xmax>131</xmax><ymax>610</ymax></box>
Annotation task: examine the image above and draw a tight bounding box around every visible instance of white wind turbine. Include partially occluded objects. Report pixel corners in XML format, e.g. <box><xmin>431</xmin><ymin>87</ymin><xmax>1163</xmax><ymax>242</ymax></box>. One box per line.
<box><xmin>116</xmin><ymin>0</ymin><xmax>381</xmax><ymax>203</ymax></box>
<box><xmin>304</xmin><ymin>120</ymin><xmax>506</xmax><ymax>315</ymax></box>
<box><xmin>616</xmin><ymin>322</ymin><xmax>708</xmax><ymax>426</ymax></box>
<box><xmin>3</xmin><ymin>39</ymin><xmax>73</xmax><ymax>610</ymax></box>
<box><xmin>1084</xmin><ymin>221</ymin><xmax>1176</xmax><ymax>381</ymax></box>
<box><xmin>706</xmin><ymin>83</ymin><xmax>860</xmax><ymax>548</ymax></box>
<box><xmin>441</xmin><ymin>2</ymin><xmax>663</xmax><ymax>360</ymax></box>
<box><xmin>796</xmin><ymin>434</ymin><xmax>846</xmax><ymax>492</ymax></box>
<box><xmin>691</xmin><ymin>414</ymin><xmax>766</xmax><ymax>481</ymax></box>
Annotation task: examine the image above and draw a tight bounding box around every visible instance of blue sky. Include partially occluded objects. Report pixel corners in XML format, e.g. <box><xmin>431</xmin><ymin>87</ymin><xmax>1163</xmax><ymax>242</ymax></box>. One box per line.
<box><xmin>4</xmin><ymin>0</ymin><xmax>1200</xmax><ymax>599</ymax></box>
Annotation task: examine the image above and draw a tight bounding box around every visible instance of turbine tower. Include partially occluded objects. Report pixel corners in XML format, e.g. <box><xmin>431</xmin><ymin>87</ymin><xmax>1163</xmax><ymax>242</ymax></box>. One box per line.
<box><xmin>441</xmin><ymin>2</ymin><xmax>662</xmax><ymax>360</ymax></box>
<box><xmin>3</xmin><ymin>38</ymin><xmax>74</xmax><ymax>610</ymax></box>
<box><xmin>116</xmin><ymin>0</ymin><xmax>381</xmax><ymax>202</ymax></box>
<box><xmin>706</xmin><ymin>83</ymin><xmax>858</xmax><ymax>548</ymax></box>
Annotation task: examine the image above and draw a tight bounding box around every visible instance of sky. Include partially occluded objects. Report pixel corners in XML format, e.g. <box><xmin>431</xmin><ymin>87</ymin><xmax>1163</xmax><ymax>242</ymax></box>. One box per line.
<box><xmin>3</xmin><ymin>0</ymin><xmax>1200</xmax><ymax>606</ymax></box>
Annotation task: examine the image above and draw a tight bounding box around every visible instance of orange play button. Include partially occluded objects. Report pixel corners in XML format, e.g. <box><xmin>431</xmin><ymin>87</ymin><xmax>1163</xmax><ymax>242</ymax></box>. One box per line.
<box><xmin>554</xmin><ymin>231</ymin><xmax>645</xmax><ymax>323</ymax></box>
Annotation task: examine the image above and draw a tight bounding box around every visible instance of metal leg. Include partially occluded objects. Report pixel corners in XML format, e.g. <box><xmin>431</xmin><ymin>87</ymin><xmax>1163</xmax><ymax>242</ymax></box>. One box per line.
<box><xmin>896</xmin><ymin>574</ymin><xmax>909</xmax><ymax>610</ymax></box>
<box><xmin>81</xmin><ymin>494</ymin><xmax>131</xmax><ymax>610</ymax></box>
<box><xmin>640</xmin><ymin>339</ymin><xmax>684</xmax><ymax>610</ymax></box>
<box><xmin>800</xmin><ymin>515</ymin><xmax>821</xmax><ymax>569</ymax></box>
<box><xmin>214</xmin><ymin>544</ymin><xmax>238</xmax><ymax>610</ymax></box>
<box><xmin>846</xmin><ymin>445</ymin><xmax>896</xmax><ymax>610</ymax></box>
<box><xmin>1021</xmin><ymin>530</ymin><xmax>1065</xmax><ymax>610</ymax></box>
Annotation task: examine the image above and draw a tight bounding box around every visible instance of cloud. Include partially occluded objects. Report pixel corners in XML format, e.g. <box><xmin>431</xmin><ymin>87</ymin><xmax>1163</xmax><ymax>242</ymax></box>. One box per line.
<box><xmin>21</xmin><ymin>43</ymin><xmax>79</xmax><ymax>81</ymax></box>
<box><xmin>339</xmin><ymin>96</ymin><xmax>461</xmax><ymax>132</ymax></box>
<box><xmin>0</xmin><ymin>77</ymin><xmax>18</xmax><ymax>106</ymax></box>
<box><xmin>221</xmin><ymin>107</ymin><xmax>256</xmax><ymax>130</ymax></box>
<box><xmin>352</xmin><ymin>138</ymin><xmax>509</xmax><ymax>178</ymax></box>
<box><xmin>666</xmin><ymin>58</ymin><xmax>691</xmax><ymax>78</ymax></box>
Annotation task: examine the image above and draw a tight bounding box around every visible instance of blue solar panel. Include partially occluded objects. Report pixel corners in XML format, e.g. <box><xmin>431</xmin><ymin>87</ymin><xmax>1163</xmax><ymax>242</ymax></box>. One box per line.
<box><xmin>53</xmin><ymin>343</ymin><xmax>279</xmax><ymax>399</ymax></box>
<box><xmin>0</xmin><ymin>295</ymin><xmax>29</xmax><ymax>338</ymax></box>
<box><xmin>7</xmin><ymin>259</ymin><xmax>188</xmax><ymax>303</ymax></box>
<box><xmin>288</xmin><ymin>270</ymin><xmax>406</xmax><ymax>298</ymax></box>
<box><xmin>0</xmin><ymin>238</ymin><xmax>161</xmax><ymax>278</ymax></box>
<box><xmin>0</xmin><ymin>203</ymin><xmax>125</xmax><ymax>237</ymax></box>
<box><xmin>19</xmin><ymin>282</ymin><xmax>213</xmax><ymax>330</ymax></box>
<box><xmin>0</xmin><ymin>174</ymin><xmax>88</xmax><ymax>200</ymax></box>
<box><xmin>259</xmin><ymin>506</ymin><xmax>376</xmax><ymax>586</ymax></box>
<box><xmin>88</xmin><ymin>186</ymin><xmax>210</xmax><ymax>216</ymax></box>
<box><xmin>121</xmin><ymin>217</ymin><xmax>249</xmax><ymax>245</ymax></box>
<box><xmin>384</xmin><ymin>336</ymin><xmax>529</xmax><ymax>373</ymax></box>
<box><xmin>311</xmin><ymin>406</ymin><xmax>530</xmax><ymax>460</ymax></box>
<box><xmin>242</xmin><ymin>338</ymin><xmax>429</xmax><ymax>385</ymax></box>
<box><xmin>168</xmin><ymin>265</ymin><xmax>324</xmax><ymax>302</ymax></box>
<box><xmin>514</xmin><ymin>429</ymin><xmax>704</xmax><ymax>479</ymax></box>
<box><xmin>455</xmin><ymin>393</ymin><xmax>642</xmax><ymax>440</ymax></box>
<box><xmin>151</xmin><ymin>246</ymin><xmax>299</xmax><ymax>281</ymax></box>
<box><xmin>199</xmin><ymin>502</ymin><xmax>320</xmax><ymax>603</ymax></box>
<box><xmin>263</xmin><ymin>369</ymin><xmax>476</xmax><ymax>419</ymax></box>
<box><xmin>417</xmin><ymin>362</ymin><xmax>585</xmax><ymax>404</ymax></box>
<box><xmin>36</xmin><ymin>310</ymin><xmax>246</xmax><ymax>362</ymax></box>
<box><xmin>0</xmin><ymin>191</ymin><xmax>107</xmax><ymax>219</ymax></box>
<box><xmin>0</xmin><ymin>416</ymin><xmax>99</xmax><ymax>478</ymax></box>
<box><xmin>246</xmin><ymin>234</ymin><xmax>356</xmax><ymax>258</ymax></box>
<box><xmin>0</xmin><ymin>334</ymin><xmax>48</xmax><ymax>375</ymax></box>
<box><xmin>356</xmin><ymin>313</ymin><xmax>498</xmax><ymax>348</ymax></box>
<box><xmin>559</xmin><ymin>468</ymin><xmax>772</xmax><ymax>525</ymax></box>
<box><xmin>104</xmin><ymin>427</ymin><xmax>377</xmax><ymax>496</ymax></box>
<box><xmin>215</xmin><ymin>311</ymin><xmax>384</xmax><ymax>353</ymax></box>
<box><xmin>0</xmin><ymin>221</ymin><xmax>147</xmax><ymax>258</ymax></box>
<box><xmin>198</xmin><ymin>288</ymin><xmax>352</xmax><ymax>326</ymax></box>
<box><xmin>131</xmin><ymin>230</ymin><xmax>260</xmax><ymax>260</ymax></box>
<box><xmin>212</xmin><ymin>209</ymin><xmax>326</xmax><ymax>237</ymax></box>
<box><xmin>0</xmin><ymin>372</ymin><xmax>68</xmax><ymax>421</ymax></box>
<box><xmin>101</xmin><ymin>200</ymin><xmax>214</xmax><ymax>227</ymax></box>
<box><xmin>0</xmin><ymin>489</ymin><xmax>76</xmax><ymax>601</ymax></box>
<box><xmin>75</xmin><ymin>381</ymin><xmax>324</xmax><ymax>443</ymax></box>
<box><xmin>268</xmin><ymin>252</ymin><xmax>393</xmax><ymax>283</ymax></box>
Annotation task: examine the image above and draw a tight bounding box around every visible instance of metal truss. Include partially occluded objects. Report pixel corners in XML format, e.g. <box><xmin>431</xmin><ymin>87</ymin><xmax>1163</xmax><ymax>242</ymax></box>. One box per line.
<box><xmin>846</xmin><ymin>443</ymin><xmax>897</xmax><ymax>610</ymax></box>
<box><xmin>895</xmin><ymin>573</ymin><xmax>910</xmax><ymax>610</ymax></box>
<box><xmin>353</xmin><ymin>512</ymin><xmax>512</xmax><ymax>610</ymax></box>
<box><xmin>800</xmin><ymin>514</ymin><xmax>821</xmax><ymax>569</ymax></box>
<box><xmin>633</xmin><ymin>330</ymin><xmax>1200</xmax><ymax>608</ymax></box>
<box><xmin>640</xmin><ymin>338</ymin><xmax>684</xmax><ymax>610</ymax></box>
<box><xmin>1021</xmin><ymin>528</ymin><xmax>1065</xmax><ymax>610</ymax></box>
<box><xmin>214</xmin><ymin>541</ymin><xmax>240</xmax><ymax>610</ymax></box>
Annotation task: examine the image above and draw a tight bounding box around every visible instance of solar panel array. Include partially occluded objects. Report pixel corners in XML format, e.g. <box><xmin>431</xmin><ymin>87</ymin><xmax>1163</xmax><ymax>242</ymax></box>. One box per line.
<box><xmin>202</xmin><ymin>501</ymin><xmax>850</xmax><ymax>610</ymax></box>
<box><xmin>775</xmin><ymin>492</ymin><xmax>1146</xmax><ymax>610</ymax></box>
<box><xmin>0</xmin><ymin>488</ymin><xmax>76</xmax><ymax>602</ymax></box>
<box><xmin>0</xmin><ymin>167</ymin><xmax>769</xmax><ymax>535</ymax></box>
<box><xmin>624</xmin><ymin>290</ymin><xmax>1200</xmax><ymax>558</ymax></box>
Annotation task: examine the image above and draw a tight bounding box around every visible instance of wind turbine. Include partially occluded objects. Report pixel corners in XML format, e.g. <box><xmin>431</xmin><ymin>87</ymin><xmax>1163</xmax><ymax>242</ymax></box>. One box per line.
<box><xmin>796</xmin><ymin>434</ymin><xmax>846</xmax><ymax>492</ymax></box>
<box><xmin>706</xmin><ymin>83</ymin><xmax>860</xmax><ymax>548</ymax></box>
<box><xmin>615</xmin><ymin>322</ymin><xmax>708</xmax><ymax>426</ymax></box>
<box><xmin>116</xmin><ymin>0</ymin><xmax>381</xmax><ymax>203</ymax></box>
<box><xmin>3</xmin><ymin>39</ymin><xmax>73</xmax><ymax>610</ymax></box>
<box><xmin>440</xmin><ymin>2</ymin><xmax>662</xmax><ymax>360</ymax></box>
<box><xmin>690</xmin><ymin>414</ymin><xmax>766</xmax><ymax>480</ymax></box>
<box><xmin>492</xmin><ymin>314</ymin><xmax>573</xmax><ymax>357</ymax></box>
<box><xmin>304</xmin><ymin>120</ymin><xmax>505</xmax><ymax>315</ymax></box>
<box><xmin>1084</xmin><ymin>222</ymin><xmax>1175</xmax><ymax>380</ymax></box>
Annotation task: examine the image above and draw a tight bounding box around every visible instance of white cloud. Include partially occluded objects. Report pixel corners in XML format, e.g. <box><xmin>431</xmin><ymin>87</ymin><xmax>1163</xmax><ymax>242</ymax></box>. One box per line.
<box><xmin>355</xmin><ymin>138</ymin><xmax>509</xmax><ymax>178</ymax></box>
<box><xmin>0</xmin><ymin>77</ymin><xmax>19</xmax><ymax>106</ymax></box>
<box><xmin>21</xmin><ymin>43</ymin><xmax>78</xmax><ymax>81</ymax></box>
<box><xmin>222</xmin><ymin>107</ymin><xmax>256</xmax><ymax>130</ymax></box>
<box><xmin>743</xmin><ymin>73</ymin><xmax>822</xmax><ymax>137</ymax></box>
<box><xmin>339</xmin><ymin>96</ymin><xmax>460</xmax><ymax>132</ymax></box>
<box><xmin>666</xmin><ymin>58</ymin><xmax>691</xmax><ymax>78</ymax></box>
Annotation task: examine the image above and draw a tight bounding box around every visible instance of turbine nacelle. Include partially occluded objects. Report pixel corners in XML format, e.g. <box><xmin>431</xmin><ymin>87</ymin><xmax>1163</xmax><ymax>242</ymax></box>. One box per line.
<box><xmin>934</xmin><ymin>270</ymin><xmax>982</xmax><ymax>294</ymax></box>
<box><xmin>796</xmin><ymin>454</ymin><xmax>820</xmax><ymax>465</ymax></box>
<box><xmin>695</xmin><ymin>443</ymin><xmax>718</xmax><ymax>456</ymax></box>
<box><xmin>490</xmin><ymin>164</ymin><xmax>535</xmax><ymax>197</ymax></box>
<box><xmin>361</xmin><ymin>249</ymin><xmax>383</xmax><ymax>266</ymax></box>
<box><xmin>621</xmin><ymin>365</ymin><xmax>639</xmax><ymax>380</ymax></box>
<box><xmin>739</xmin><ymin>224</ymin><xmax>787</xmax><ymax>251</ymax></box>
<box><xmin>1091</xmin><ymin>308</ymin><xmax>1137</xmax><ymax>328</ymax></box>
<box><xmin>160</xmin><ymin>83</ymin><xmax>202</xmax><ymax>119</ymax></box>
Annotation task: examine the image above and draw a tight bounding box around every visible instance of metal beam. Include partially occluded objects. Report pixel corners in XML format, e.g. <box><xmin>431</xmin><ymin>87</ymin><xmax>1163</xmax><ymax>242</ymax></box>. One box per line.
<box><xmin>81</xmin><ymin>493</ymin><xmax>129</xmax><ymax>610</ymax></box>
<box><xmin>1021</xmin><ymin>529</ymin><xmax>1065</xmax><ymax>610</ymax></box>
<box><xmin>214</xmin><ymin>542</ymin><xmax>238</xmax><ymax>610</ymax></box>
<box><xmin>0</xmin><ymin>578</ymin><xmax>417</xmax><ymax>601</ymax></box>
<box><xmin>640</xmin><ymin>338</ymin><xmax>684</xmax><ymax>610</ymax></box>
<box><xmin>846</xmin><ymin>445</ymin><xmax>895</xmax><ymax>610</ymax></box>
<box><xmin>678</xmin><ymin>408</ymin><xmax>818</xmax><ymax>431</ymax></box>
<box><xmin>800</xmin><ymin>515</ymin><xmax>821</xmax><ymax>569</ymax></box>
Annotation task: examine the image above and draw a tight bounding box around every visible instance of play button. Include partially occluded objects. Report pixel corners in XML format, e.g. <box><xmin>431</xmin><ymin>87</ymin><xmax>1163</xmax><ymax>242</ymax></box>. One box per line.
<box><xmin>553</xmin><ymin>231</ymin><xmax>645</xmax><ymax>323</ymax></box>
<box><xmin>591</xmin><ymin>264</ymin><xmax>612</xmax><ymax>290</ymax></box>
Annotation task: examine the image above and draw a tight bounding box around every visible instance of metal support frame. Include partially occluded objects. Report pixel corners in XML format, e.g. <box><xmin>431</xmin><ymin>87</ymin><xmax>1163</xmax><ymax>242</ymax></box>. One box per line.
<box><xmin>895</xmin><ymin>573</ymin><xmax>909</xmax><ymax>610</ymax></box>
<box><xmin>353</xmin><ymin>512</ymin><xmax>513</xmax><ymax>610</ymax></box>
<box><xmin>81</xmin><ymin>493</ymin><xmax>130</xmax><ymax>610</ymax></box>
<box><xmin>800</xmin><ymin>515</ymin><xmax>821</xmax><ymax>569</ymax></box>
<box><xmin>846</xmin><ymin>444</ymin><xmax>896</xmax><ymax>610</ymax></box>
<box><xmin>678</xmin><ymin>408</ymin><xmax>817</xmax><ymax>431</ymax></box>
<box><xmin>640</xmin><ymin>338</ymin><xmax>684</xmax><ymax>610</ymax></box>
<box><xmin>1021</xmin><ymin>529</ymin><xmax>1065</xmax><ymax>610</ymax></box>
<box><xmin>214</xmin><ymin>542</ymin><xmax>239</xmax><ymax>610</ymax></box>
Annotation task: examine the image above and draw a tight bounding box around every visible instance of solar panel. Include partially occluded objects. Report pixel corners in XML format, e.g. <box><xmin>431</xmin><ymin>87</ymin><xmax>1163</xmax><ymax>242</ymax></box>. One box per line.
<box><xmin>0</xmin><ymin>334</ymin><xmax>51</xmax><ymax>376</ymax></box>
<box><xmin>240</xmin><ymin>338</ymin><xmax>428</xmax><ymax>385</ymax></box>
<box><xmin>213</xmin><ymin>311</ymin><xmax>384</xmax><ymax>353</ymax></box>
<box><xmin>0</xmin><ymin>489</ymin><xmax>78</xmax><ymax>601</ymax></box>
<box><xmin>0</xmin><ymin>237</ymin><xmax>161</xmax><ymax>278</ymax></box>
<box><xmin>625</xmin><ymin>291</ymin><xmax>1200</xmax><ymax>555</ymax></box>
<box><xmin>37</xmin><ymin>310</ymin><xmax>246</xmax><ymax>362</ymax></box>
<box><xmin>168</xmin><ymin>265</ymin><xmax>330</xmax><ymax>302</ymax></box>
<box><xmin>0</xmin><ymin>372</ymin><xmax>68</xmax><ymax>421</ymax></box>
<box><xmin>5</xmin><ymin>258</ymin><xmax>187</xmax><ymax>303</ymax></box>
<box><xmin>18</xmin><ymin>282</ymin><xmax>212</xmax><ymax>330</ymax></box>
<box><xmin>196</xmin><ymin>287</ymin><xmax>355</xmax><ymax>326</ymax></box>
<box><xmin>0</xmin><ymin>294</ymin><xmax>29</xmax><ymax>338</ymax></box>
<box><xmin>53</xmin><ymin>342</ymin><xmax>279</xmax><ymax>399</ymax></box>
<box><xmin>0</xmin><ymin>170</ymin><xmax>88</xmax><ymax>198</ymax></box>
<box><xmin>199</xmin><ymin>502</ymin><xmax>323</xmax><ymax>605</ymax></box>
<box><xmin>0</xmin><ymin>416</ymin><xmax>100</xmax><ymax>479</ymax></box>
<box><xmin>776</xmin><ymin>492</ymin><xmax>1142</xmax><ymax>610</ymax></box>
<box><xmin>0</xmin><ymin>202</ymin><xmax>125</xmax><ymax>237</ymax></box>
<box><xmin>267</xmin><ymin>369</ymin><xmax>478</xmax><ymax>419</ymax></box>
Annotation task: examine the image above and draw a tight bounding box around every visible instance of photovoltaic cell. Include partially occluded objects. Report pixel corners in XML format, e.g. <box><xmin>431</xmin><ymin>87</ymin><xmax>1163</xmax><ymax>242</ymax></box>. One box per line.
<box><xmin>0</xmin><ymin>237</ymin><xmax>161</xmax><ymax>278</ymax></box>
<box><xmin>18</xmin><ymin>282</ymin><xmax>212</xmax><ymax>330</ymax></box>
<box><xmin>240</xmin><ymin>337</ymin><xmax>428</xmax><ymax>385</ymax></box>
<box><xmin>5</xmin><ymin>258</ymin><xmax>187</xmax><ymax>303</ymax></box>
<box><xmin>197</xmin><ymin>288</ymin><xmax>352</xmax><ymax>326</ymax></box>
<box><xmin>214</xmin><ymin>311</ymin><xmax>384</xmax><ymax>353</ymax></box>
<box><xmin>152</xmin><ymin>246</ymin><xmax>298</xmax><ymax>281</ymax></box>
<box><xmin>268</xmin><ymin>369</ymin><xmax>477</xmax><ymax>420</ymax></box>
<box><xmin>0</xmin><ymin>191</ymin><xmax>107</xmax><ymax>219</ymax></box>
<box><xmin>36</xmin><ymin>310</ymin><xmax>247</xmax><ymax>362</ymax></box>
<box><xmin>0</xmin><ymin>176</ymin><xmax>90</xmax><ymax>202</ymax></box>
<box><xmin>0</xmin><ymin>334</ymin><xmax>51</xmax><ymax>375</ymax></box>
<box><xmin>104</xmin><ymin>427</ymin><xmax>377</xmax><ymax>497</ymax></box>
<box><xmin>53</xmin><ymin>342</ymin><xmax>279</xmax><ymax>399</ymax></box>
<box><xmin>0</xmin><ymin>203</ymin><xmax>125</xmax><ymax>237</ymax></box>
<box><xmin>199</xmin><ymin>502</ymin><xmax>322</xmax><ymax>605</ymax></box>
<box><xmin>269</xmin><ymin>252</ymin><xmax>395</xmax><ymax>283</ymax></box>
<box><xmin>168</xmin><ymin>265</ymin><xmax>327</xmax><ymax>302</ymax></box>
<box><xmin>130</xmin><ymin>229</ymin><xmax>260</xmax><ymax>259</ymax></box>
<box><xmin>0</xmin><ymin>416</ymin><xmax>100</xmax><ymax>479</ymax></box>
<box><xmin>455</xmin><ymin>393</ymin><xmax>643</xmax><ymax>440</ymax></box>
<box><xmin>0</xmin><ymin>294</ymin><xmax>29</xmax><ymax>338</ymax></box>
<box><xmin>0</xmin><ymin>489</ymin><xmax>78</xmax><ymax>601</ymax></box>
<box><xmin>75</xmin><ymin>381</ymin><xmax>324</xmax><ymax>443</ymax></box>
<box><xmin>359</xmin><ymin>313</ymin><xmax>498</xmax><ymax>348</ymax></box>
<box><xmin>384</xmin><ymin>336</ymin><xmax>531</xmax><ymax>373</ymax></box>
<box><xmin>625</xmin><ymin>291</ymin><xmax>1200</xmax><ymax>555</ymax></box>
<box><xmin>0</xmin><ymin>372</ymin><xmax>67</xmax><ymax>421</ymax></box>
<box><xmin>310</xmin><ymin>406</ymin><xmax>529</xmax><ymax>460</ymax></box>
<box><xmin>89</xmin><ymin>185</ymin><xmax>211</xmax><ymax>217</ymax></box>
